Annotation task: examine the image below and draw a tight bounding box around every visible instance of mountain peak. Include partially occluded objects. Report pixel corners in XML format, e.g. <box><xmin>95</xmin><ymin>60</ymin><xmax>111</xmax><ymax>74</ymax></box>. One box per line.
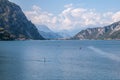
<box><xmin>0</xmin><ymin>0</ymin><xmax>8</xmax><ymax>2</ymax></box>
<box><xmin>0</xmin><ymin>0</ymin><xmax>44</xmax><ymax>40</ymax></box>
<box><xmin>72</xmin><ymin>21</ymin><xmax>120</xmax><ymax>40</ymax></box>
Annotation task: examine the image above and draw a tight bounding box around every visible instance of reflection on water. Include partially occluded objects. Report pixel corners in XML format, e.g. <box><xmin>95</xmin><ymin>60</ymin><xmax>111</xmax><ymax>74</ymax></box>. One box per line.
<box><xmin>88</xmin><ymin>46</ymin><xmax>120</xmax><ymax>62</ymax></box>
<box><xmin>0</xmin><ymin>40</ymin><xmax>120</xmax><ymax>80</ymax></box>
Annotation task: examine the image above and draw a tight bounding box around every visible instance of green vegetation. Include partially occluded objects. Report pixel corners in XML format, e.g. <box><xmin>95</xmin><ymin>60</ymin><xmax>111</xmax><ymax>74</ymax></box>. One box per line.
<box><xmin>0</xmin><ymin>27</ymin><xmax>15</xmax><ymax>40</ymax></box>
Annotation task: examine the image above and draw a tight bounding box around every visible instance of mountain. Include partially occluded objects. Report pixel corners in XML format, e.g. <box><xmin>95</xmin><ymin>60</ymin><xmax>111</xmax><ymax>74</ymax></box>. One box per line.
<box><xmin>57</xmin><ymin>30</ymin><xmax>71</xmax><ymax>38</ymax></box>
<box><xmin>0</xmin><ymin>0</ymin><xmax>44</xmax><ymax>40</ymax></box>
<box><xmin>72</xmin><ymin>21</ymin><xmax>120</xmax><ymax>40</ymax></box>
<box><xmin>37</xmin><ymin>25</ymin><xmax>63</xmax><ymax>39</ymax></box>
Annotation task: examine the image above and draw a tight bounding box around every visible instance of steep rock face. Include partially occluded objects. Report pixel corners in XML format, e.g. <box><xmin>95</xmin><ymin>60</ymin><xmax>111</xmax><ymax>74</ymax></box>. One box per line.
<box><xmin>0</xmin><ymin>0</ymin><xmax>44</xmax><ymax>40</ymax></box>
<box><xmin>72</xmin><ymin>21</ymin><xmax>120</xmax><ymax>40</ymax></box>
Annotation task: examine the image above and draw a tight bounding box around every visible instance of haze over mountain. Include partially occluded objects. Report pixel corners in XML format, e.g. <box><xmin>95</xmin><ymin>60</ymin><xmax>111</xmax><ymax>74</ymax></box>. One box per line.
<box><xmin>72</xmin><ymin>21</ymin><xmax>120</xmax><ymax>40</ymax></box>
<box><xmin>0</xmin><ymin>0</ymin><xmax>44</xmax><ymax>40</ymax></box>
<box><xmin>37</xmin><ymin>25</ymin><xmax>63</xmax><ymax>39</ymax></box>
<box><xmin>57</xmin><ymin>30</ymin><xmax>72</xmax><ymax>38</ymax></box>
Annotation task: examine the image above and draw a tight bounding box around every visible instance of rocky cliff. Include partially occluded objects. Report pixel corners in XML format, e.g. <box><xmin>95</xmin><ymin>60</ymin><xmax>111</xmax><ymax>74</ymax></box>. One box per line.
<box><xmin>0</xmin><ymin>0</ymin><xmax>44</xmax><ymax>40</ymax></box>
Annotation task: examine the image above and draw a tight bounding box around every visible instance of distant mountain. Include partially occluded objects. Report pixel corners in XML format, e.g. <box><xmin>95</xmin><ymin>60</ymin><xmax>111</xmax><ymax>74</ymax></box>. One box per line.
<box><xmin>0</xmin><ymin>0</ymin><xmax>44</xmax><ymax>40</ymax></box>
<box><xmin>37</xmin><ymin>25</ymin><xmax>63</xmax><ymax>39</ymax></box>
<box><xmin>57</xmin><ymin>32</ymin><xmax>71</xmax><ymax>38</ymax></box>
<box><xmin>72</xmin><ymin>21</ymin><xmax>120</xmax><ymax>40</ymax></box>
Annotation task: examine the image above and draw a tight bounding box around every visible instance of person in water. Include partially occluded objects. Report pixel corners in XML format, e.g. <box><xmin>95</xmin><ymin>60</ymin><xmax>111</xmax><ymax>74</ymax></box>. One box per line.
<box><xmin>80</xmin><ymin>47</ymin><xmax>82</xmax><ymax>50</ymax></box>
<box><xmin>44</xmin><ymin>58</ymin><xmax>46</xmax><ymax>63</ymax></box>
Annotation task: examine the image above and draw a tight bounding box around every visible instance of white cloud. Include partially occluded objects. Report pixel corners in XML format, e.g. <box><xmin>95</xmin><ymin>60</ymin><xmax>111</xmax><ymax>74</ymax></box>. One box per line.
<box><xmin>112</xmin><ymin>11</ymin><xmax>120</xmax><ymax>22</ymax></box>
<box><xmin>32</xmin><ymin>5</ymin><xmax>41</xmax><ymax>11</ymax></box>
<box><xmin>25</xmin><ymin>5</ymin><xmax>54</xmax><ymax>26</ymax></box>
<box><xmin>24</xmin><ymin>4</ymin><xmax>120</xmax><ymax>33</ymax></box>
<box><xmin>64</xmin><ymin>3</ymin><xmax>73</xmax><ymax>8</ymax></box>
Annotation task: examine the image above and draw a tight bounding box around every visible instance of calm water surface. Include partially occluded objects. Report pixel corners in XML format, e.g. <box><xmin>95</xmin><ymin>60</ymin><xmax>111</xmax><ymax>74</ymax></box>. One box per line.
<box><xmin>0</xmin><ymin>40</ymin><xmax>120</xmax><ymax>80</ymax></box>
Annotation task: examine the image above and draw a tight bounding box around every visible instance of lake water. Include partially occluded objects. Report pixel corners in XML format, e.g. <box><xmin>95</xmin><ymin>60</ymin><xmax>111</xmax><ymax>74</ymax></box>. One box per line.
<box><xmin>0</xmin><ymin>40</ymin><xmax>120</xmax><ymax>80</ymax></box>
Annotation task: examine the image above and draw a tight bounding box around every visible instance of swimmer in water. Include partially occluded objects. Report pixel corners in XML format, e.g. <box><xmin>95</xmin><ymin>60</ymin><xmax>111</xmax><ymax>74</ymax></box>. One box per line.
<box><xmin>80</xmin><ymin>47</ymin><xmax>82</xmax><ymax>50</ymax></box>
<box><xmin>44</xmin><ymin>58</ymin><xmax>46</xmax><ymax>63</ymax></box>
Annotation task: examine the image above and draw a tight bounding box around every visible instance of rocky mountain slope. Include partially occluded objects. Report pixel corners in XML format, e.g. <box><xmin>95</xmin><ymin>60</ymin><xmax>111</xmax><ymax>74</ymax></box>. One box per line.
<box><xmin>72</xmin><ymin>21</ymin><xmax>120</xmax><ymax>40</ymax></box>
<box><xmin>0</xmin><ymin>0</ymin><xmax>44</xmax><ymax>40</ymax></box>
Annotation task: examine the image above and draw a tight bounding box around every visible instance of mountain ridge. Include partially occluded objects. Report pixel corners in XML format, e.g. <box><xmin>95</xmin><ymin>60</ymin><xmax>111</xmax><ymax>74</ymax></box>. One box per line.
<box><xmin>72</xmin><ymin>21</ymin><xmax>120</xmax><ymax>40</ymax></box>
<box><xmin>37</xmin><ymin>25</ymin><xmax>63</xmax><ymax>39</ymax></box>
<box><xmin>0</xmin><ymin>0</ymin><xmax>44</xmax><ymax>40</ymax></box>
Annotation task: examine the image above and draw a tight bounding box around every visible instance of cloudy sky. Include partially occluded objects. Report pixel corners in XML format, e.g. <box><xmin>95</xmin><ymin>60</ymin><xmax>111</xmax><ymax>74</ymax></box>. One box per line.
<box><xmin>10</xmin><ymin>0</ymin><xmax>120</xmax><ymax>35</ymax></box>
